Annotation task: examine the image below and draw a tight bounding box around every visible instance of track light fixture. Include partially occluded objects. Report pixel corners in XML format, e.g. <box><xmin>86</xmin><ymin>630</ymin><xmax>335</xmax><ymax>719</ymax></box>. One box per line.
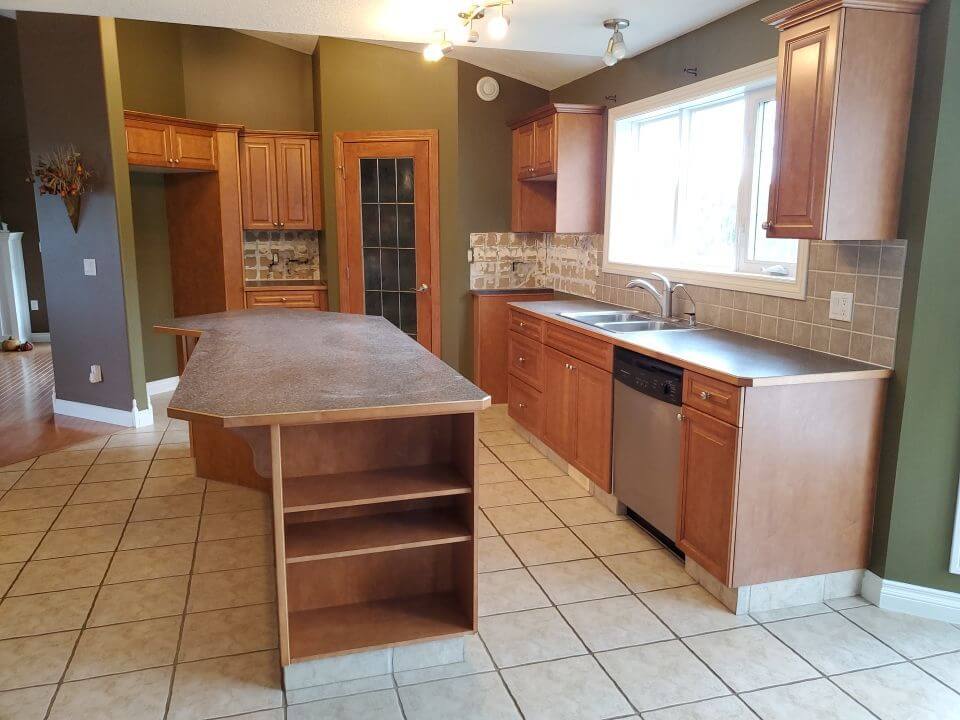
<box><xmin>422</xmin><ymin>31</ymin><xmax>453</xmax><ymax>62</ymax></box>
<box><xmin>602</xmin><ymin>18</ymin><xmax>630</xmax><ymax>67</ymax></box>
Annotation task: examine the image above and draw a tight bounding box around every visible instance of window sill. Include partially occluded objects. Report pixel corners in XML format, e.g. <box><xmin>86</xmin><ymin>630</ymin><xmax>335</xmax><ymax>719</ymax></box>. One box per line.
<box><xmin>602</xmin><ymin>260</ymin><xmax>808</xmax><ymax>300</ymax></box>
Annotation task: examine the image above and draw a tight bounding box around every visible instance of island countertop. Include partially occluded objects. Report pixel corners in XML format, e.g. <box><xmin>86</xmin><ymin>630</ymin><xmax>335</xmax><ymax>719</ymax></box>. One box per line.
<box><xmin>509</xmin><ymin>298</ymin><xmax>893</xmax><ymax>387</ymax></box>
<box><xmin>155</xmin><ymin>309</ymin><xmax>490</xmax><ymax>427</ymax></box>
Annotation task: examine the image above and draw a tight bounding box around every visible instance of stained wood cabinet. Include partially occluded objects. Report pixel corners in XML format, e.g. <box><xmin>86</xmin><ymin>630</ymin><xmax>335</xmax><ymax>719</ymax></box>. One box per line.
<box><xmin>241</xmin><ymin>132</ymin><xmax>322</xmax><ymax>231</ymax></box>
<box><xmin>763</xmin><ymin>0</ymin><xmax>923</xmax><ymax>241</ymax></box>
<box><xmin>543</xmin><ymin>346</ymin><xmax>578</xmax><ymax>459</ymax></box>
<box><xmin>124</xmin><ymin>112</ymin><xmax>217</xmax><ymax>171</ymax></box>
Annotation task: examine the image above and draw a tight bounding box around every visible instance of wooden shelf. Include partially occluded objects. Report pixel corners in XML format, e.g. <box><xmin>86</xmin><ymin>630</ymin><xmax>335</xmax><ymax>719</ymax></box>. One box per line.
<box><xmin>285</xmin><ymin>508</ymin><xmax>470</xmax><ymax>563</ymax></box>
<box><xmin>283</xmin><ymin>464</ymin><xmax>471</xmax><ymax>513</ymax></box>
<box><xmin>288</xmin><ymin>593</ymin><xmax>472</xmax><ymax>661</ymax></box>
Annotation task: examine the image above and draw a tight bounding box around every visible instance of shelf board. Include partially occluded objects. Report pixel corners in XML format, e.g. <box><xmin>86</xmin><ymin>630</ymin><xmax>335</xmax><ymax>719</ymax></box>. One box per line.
<box><xmin>285</xmin><ymin>508</ymin><xmax>471</xmax><ymax>563</ymax></box>
<box><xmin>288</xmin><ymin>593</ymin><xmax>473</xmax><ymax>662</ymax></box>
<box><xmin>283</xmin><ymin>464</ymin><xmax>471</xmax><ymax>513</ymax></box>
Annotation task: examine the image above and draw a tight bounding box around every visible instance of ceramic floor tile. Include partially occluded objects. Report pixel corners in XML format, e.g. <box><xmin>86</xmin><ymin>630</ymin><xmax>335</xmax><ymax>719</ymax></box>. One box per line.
<box><xmin>0</xmin><ymin>563</ymin><xmax>22</xmax><ymax>595</ymax></box>
<box><xmin>916</xmin><ymin>651</ymin><xmax>960</xmax><ymax>691</ymax></box>
<box><xmin>602</xmin><ymin>550</ymin><xmax>695</xmax><ymax>593</ymax></box>
<box><xmin>0</xmin><ymin>506</ymin><xmax>58</xmax><ymax>535</ymax></box>
<box><xmin>558</xmin><ymin>595</ymin><xmax>672</xmax><ymax>652</ymax></box>
<box><xmin>642</xmin><ymin>696</ymin><xmax>755</xmax><ymax>720</ymax></box>
<box><xmin>477</xmin><ymin>511</ymin><xmax>498</xmax><ymax>538</ymax></box>
<box><xmin>841</xmin><ymin>604</ymin><xmax>960</xmax><ymax>659</ymax></box>
<box><xmin>505</xmin><ymin>458</ymin><xmax>566</xmax><ymax>481</ymax></box>
<box><xmin>147</xmin><ymin>458</ymin><xmax>197</xmax><ymax>478</ymax></box>
<box><xmin>484</xmin><ymin>502</ymin><xmax>563</xmax><ymax>535</ymax></box>
<box><xmin>82</xmin><ymin>460</ymin><xmax>150</xmax><ymax>482</ymax></box>
<box><xmin>765</xmin><ymin>611</ymin><xmax>903</xmax><ymax>675</ymax></box>
<box><xmin>546</xmin><ymin>497</ymin><xmax>620</xmax><ymax>526</ymax></box>
<box><xmin>479</xmin><ymin>481</ymin><xmax>538</xmax><ymax>508</ymax></box>
<box><xmin>479</xmin><ymin>607</ymin><xmax>586</xmax><ymax>667</ymax></box>
<box><xmin>32</xmin><ymin>449</ymin><xmax>98</xmax><ymax>469</ymax></box>
<box><xmin>66</xmin><ymin>615</ymin><xmax>182</xmax><ymax>680</ymax></box>
<box><xmin>491</xmin><ymin>443</ymin><xmax>544</xmax><ymax>462</ymax></box>
<box><xmin>596</xmin><ymin>640</ymin><xmax>729</xmax><ymax>713</ymax></box>
<box><xmin>178</xmin><ymin>603</ymin><xmax>278</xmax><ymax>662</ymax></box>
<box><xmin>187</xmin><ymin>565</ymin><xmax>276</xmax><ymax>612</ymax></box>
<box><xmin>572</xmin><ymin>520</ymin><xmax>662</xmax><ymax>555</ymax></box>
<box><xmin>199</xmin><ymin>509</ymin><xmax>272</xmax><ymax>541</ymax></box>
<box><xmin>522</xmin><ymin>475</ymin><xmax>589</xmax><ymax>501</ymax></box>
<box><xmin>478</xmin><ymin>415</ymin><xmax>514</xmax><ymax>432</ymax></box>
<box><xmin>640</xmin><ymin>585</ymin><xmax>755</xmax><ymax>637</ymax></box>
<box><xmin>824</xmin><ymin>595</ymin><xmax>870</xmax><ymax>610</ymax></box>
<box><xmin>63</xmin><ymin>436</ymin><xmax>109</xmax><ymax>451</ymax></box>
<box><xmin>0</xmin><ymin>587</ymin><xmax>96</xmax><ymax>639</ymax></box>
<box><xmin>105</xmin><ymin>543</ymin><xmax>195</xmax><ymax>584</ymax></box>
<box><xmin>479</xmin><ymin>463</ymin><xmax>520</xmax><ymax>485</ymax></box>
<box><xmin>48</xmin><ymin>666</ymin><xmax>172</xmax><ymax>720</ymax></box>
<box><xmin>478</xmin><ymin>447</ymin><xmax>499</xmax><ymax>465</ymax></box>
<box><xmin>0</xmin><ymin>631</ymin><xmax>78</xmax><ymax>690</ymax></box>
<box><xmin>161</xmin><ymin>430</ymin><xmax>190</xmax><ymax>445</ymax></box>
<box><xmin>194</xmin><ymin>535</ymin><xmax>274</xmax><ymax>573</ymax></box>
<box><xmin>68</xmin><ymin>478</ymin><xmax>143</xmax><ymax>504</ymax></box>
<box><xmin>0</xmin><ymin>472</ymin><xmax>21</xmax><ymax>492</ymax></box>
<box><xmin>503</xmin><ymin>527</ymin><xmax>591</xmax><ymax>565</ymax></box>
<box><xmin>529</xmin><ymin>558</ymin><xmax>629</xmax><ymax>605</ymax></box>
<box><xmin>120</xmin><ymin>516</ymin><xmax>199</xmax><ymax>550</ymax></box>
<box><xmin>833</xmin><ymin>662</ymin><xmax>960</xmax><ymax>720</ymax></box>
<box><xmin>479</xmin><ymin>568</ymin><xmax>551</xmax><ymax>616</ymax></box>
<box><xmin>0</xmin><ymin>485</ymin><xmax>73</xmax><ymax>511</ymax></box>
<box><xmin>502</xmin><ymin>654</ymin><xmax>632</xmax><ymax>720</ymax></box>
<box><xmin>95</xmin><ymin>446</ymin><xmax>155</xmax><ymax>465</ymax></box>
<box><xmin>14</xmin><ymin>466</ymin><xmax>86</xmax><ymax>489</ymax></box>
<box><xmin>33</xmin><ymin>523</ymin><xmax>123</xmax><ymax>560</ymax></box>
<box><xmin>154</xmin><ymin>443</ymin><xmax>192</xmax><ymax>460</ymax></box>
<box><xmin>478</xmin><ymin>536</ymin><xmax>522</xmax><ymax>573</ymax></box>
<box><xmin>88</xmin><ymin>575</ymin><xmax>189</xmax><ymax>626</ymax></box>
<box><xmin>750</xmin><ymin>602</ymin><xmax>833</xmax><ymax>624</ymax></box>
<box><xmin>130</xmin><ymin>493</ymin><xmax>203</xmax><ymax>522</ymax></box>
<box><xmin>741</xmin><ymin>678</ymin><xmax>874</xmax><ymax>720</ymax></box>
<box><xmin>140</xmin><ymin>475</ymin><xmax>206</xmax><ymax>497</ymax></box>
<box><xmin>53</xmin><ymin>499</ymin><xmax>134</xmax><ymax>529</ymax></box>
<box><xmin>399</xmin><ymin>671</ymin><xmax>521</xmax><ymax>720</ymax></box>
<box><xmin>167</xmin><ymin>649</ymin><xmax>283</xmax><ymax>720</ymax></box>
<box><xmin>202</xmin><ymin>487</ymin><xmax>269</xmax><ymax>515</ymax></box>
<box><xmin>0</xmin><ymin>684</ymin><xmax>56</xmax><ymax>720</ymax></box>
<box><xmin>0</xmin><ymin>458</ymin><xmax>34</xmax><ymax>473</ymax></box>
<box><xmin>9</xmin><ymin>552</ymin><xmax>111</xmax><ymax>596</ymax></box>
<box><xmin>105</xmin><ymin>431</ymin><xmax>164</xmax><ymax>448</ymax></box>
<box><xmin>685</xmin><ymin>625</ymin><xmax>818</xmax><ymax>692</ymax></box>
<box><xmin>393</xmin><ymin>634</ymin><xmax>495</xmax><ymax>686</ymax></box>
<box><xmin>0</xmin><ymin>530</ymin><xmax>44</xmax><ymax>563</ymax></box>
<box><xmin>479</xmin><ymin>430</ymin><xmax>527</xmax><ymax>447</ymax></box>
<box><xmin>289</xmin><ymin>688</ymin><xmax>404</xmax><ymax>720</ymax></box>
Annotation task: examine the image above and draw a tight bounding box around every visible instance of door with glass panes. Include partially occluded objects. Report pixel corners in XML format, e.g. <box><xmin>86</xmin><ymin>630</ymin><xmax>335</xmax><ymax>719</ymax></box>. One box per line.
<box><xmin>334</xmin><ymin>131</ymin><xmax>440</xmax><ymax>353</ymax></box>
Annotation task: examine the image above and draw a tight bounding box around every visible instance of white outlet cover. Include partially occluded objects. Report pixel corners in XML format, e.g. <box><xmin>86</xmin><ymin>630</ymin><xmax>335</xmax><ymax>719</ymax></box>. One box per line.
<box><xmin>83</xmin><ymin>258</ymin><xmax>97</xmax><ymax>276</ymax></box>
<box><xmin>829</xmin><ymin>291</ymin><xmax>854</xmax><ymax>322</ymax></box>
<box><xmin>30</xmin><ymin>299</ymin><xmax>39</xmax><ymax>311</ymax></box>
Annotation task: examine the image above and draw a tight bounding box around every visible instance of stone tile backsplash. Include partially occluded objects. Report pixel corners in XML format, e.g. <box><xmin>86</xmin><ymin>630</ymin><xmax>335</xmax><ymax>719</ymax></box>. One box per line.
<box><xmin>243</xmin><ymin>230</ymin><xmax>323</xmax><ymax>281</ymax></box>
<box><xmin>469</xmin><ymin>232</ymin><xmax>905</xmax><ymax>367</ymax></box>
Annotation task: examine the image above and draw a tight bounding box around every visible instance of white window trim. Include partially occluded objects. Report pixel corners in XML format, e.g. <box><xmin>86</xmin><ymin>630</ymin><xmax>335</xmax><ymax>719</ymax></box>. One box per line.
<box><xmin>602</xmin><ymin>58</ymin><xmax>809</xmax><ymax>300</ymax></box>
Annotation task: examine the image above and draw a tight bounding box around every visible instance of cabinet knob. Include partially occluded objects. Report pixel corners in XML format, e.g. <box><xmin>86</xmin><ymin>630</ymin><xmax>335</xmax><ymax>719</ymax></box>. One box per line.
<box><xmin>677</xmin><ymin>412</ymin><xmax>685</xmax><ymax>422</ymax></box>
<box><xmin>174</xmin><ymin>158</ymin><xmax>180</xmax><ymax>164</ymax></box>
<box><xmin>565</xmin><ymin>363</ymin><xmax>575</xmax><ymax>371</ymax></box>
<box><xmin>517</xmin><ymin>356</ymin><xmax>525</xmax><ymax>363</ymax></box>
<box><xmin>518</xmin><ymin>402</ymin><xmax>526</xmax><ymax>409</ymax></box>
<box><xmin>281</xmin><ymin>297</ymin><xmax>287</xmax><ymax>302</ymax></box>
<box><xmin>761</xmin><ymin>220</ymin><xmax>773</xmax><ymax>230</ymax></box>
<box><xmin>699</xmin><ymin>390</ymin><xmax>712</xmax><ymax>400</ymax></box>
<box><xmin>279</xmin><ymin>221</ymin><xmax>285</xmax><ymax>228</ymax></box>
<box><xmin>519</xmin><ymin>321</ymin><xmax>526</xmax><ymax>328</ymax></box>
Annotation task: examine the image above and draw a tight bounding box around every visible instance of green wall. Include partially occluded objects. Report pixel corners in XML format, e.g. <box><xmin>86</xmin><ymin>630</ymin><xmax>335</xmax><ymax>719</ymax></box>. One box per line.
<box><xmin>115</xmin><ymin>20</ymin><xmax>185</xmax><ymax>116</ymax></box>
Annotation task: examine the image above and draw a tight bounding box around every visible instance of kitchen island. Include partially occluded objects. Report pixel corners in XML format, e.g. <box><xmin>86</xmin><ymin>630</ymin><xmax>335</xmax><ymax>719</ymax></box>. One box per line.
<box><xmin>156</xmin><ymin>309</ymin><xmax>490</xmax><ymax>668</ymax></box>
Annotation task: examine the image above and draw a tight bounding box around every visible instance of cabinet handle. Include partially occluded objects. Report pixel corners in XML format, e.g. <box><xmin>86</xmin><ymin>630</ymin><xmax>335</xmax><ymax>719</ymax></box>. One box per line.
<box><xmin>762</xmin><ymin>221</ymin><xmax>773</xmax><ymax>230</ymax></box>
<box><xmin>699</xmin><ymin>391</ymin><xmax>712</xmax><ymax>400</ymax></box>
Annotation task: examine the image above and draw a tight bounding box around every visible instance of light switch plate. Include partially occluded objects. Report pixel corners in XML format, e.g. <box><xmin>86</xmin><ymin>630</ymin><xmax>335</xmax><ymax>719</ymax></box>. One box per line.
<box><xmin>83</xmin><ymin>258</ymin><xmax>97</xmax><ymax>276</ymax></box>
<box><xmin>30</xmin><ymin>299</ymin><xmax>39</xmax><ymax>311</ymax></box>
<box><xmin>89</xmin><ymin>364</ymin><xmax>102</xmax><ymax>383</ymax></box>
<box><xmin>829</xmin><ymin>291</ymin><xmax>854</xmax><ymax>322</ymax></box>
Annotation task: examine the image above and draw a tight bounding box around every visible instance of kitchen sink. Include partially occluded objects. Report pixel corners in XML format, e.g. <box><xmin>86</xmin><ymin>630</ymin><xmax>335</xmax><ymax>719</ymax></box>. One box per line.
<box><xmin>596</xmin><ymin>320</ymin><xmax>681</xmax><ymax>332</ymax></box>
<box><xmin>559</xmin><ymin>311</ymin><xmax>695</xmax><ymax>333</ymax></box>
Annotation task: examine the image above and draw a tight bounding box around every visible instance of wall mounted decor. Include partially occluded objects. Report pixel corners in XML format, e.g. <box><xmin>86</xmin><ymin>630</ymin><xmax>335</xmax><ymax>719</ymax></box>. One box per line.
<box><xmin>33</xmin><ymin>146</ymin><xmax>93</xmax><ymax>233</ymax></box>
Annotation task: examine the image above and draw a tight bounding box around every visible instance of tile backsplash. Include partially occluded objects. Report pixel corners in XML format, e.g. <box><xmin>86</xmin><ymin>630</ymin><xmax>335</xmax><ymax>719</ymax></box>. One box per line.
<box><xmin>243</xmin><ymin>230</ymin><xmax>323</xmax><ymax>282</ymax></box>
<box><xmin>469</xmin><ymin>232</ymin><xmax>905</xmax><ymax>367</ymax></box>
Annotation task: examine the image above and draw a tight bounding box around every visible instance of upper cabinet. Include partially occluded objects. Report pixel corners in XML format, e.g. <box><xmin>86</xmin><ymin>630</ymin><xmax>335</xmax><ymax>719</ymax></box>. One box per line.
<box><xmin>508</xmin><ymin>103</ymin><xmax>605</xmax><ymax>234</ymax></box>
<box><xmin>124</xmin><ymin>111</ymin><xmax>217</xmax><ymax>172</ymax></box>
<box><xmin>240</xmin><ymin>132</ymin><xmax>322</xmax><ymax>231</ymax></box>
<box><xmin>763</xmin><ymin>0</ymin><xmax>924</xmax><ymax>241</ymax></box>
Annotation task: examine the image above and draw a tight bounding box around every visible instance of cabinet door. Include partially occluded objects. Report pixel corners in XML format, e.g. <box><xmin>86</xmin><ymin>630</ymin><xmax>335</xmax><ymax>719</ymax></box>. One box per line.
<box><xmin>125</xmin><ymin>119</ymin><xmax>172</xmax><ymax>167</ymax></box>
<box><xmin>275</xmin><ymin>137</ymin><xmax>315</xmax><ymax>230</ymax></box>
<box><xmin>677</xmin><ymin>405</ymin><xmax>740</xmax><ymax>585</ymax></box>
<box><xmin>574</xmin><ymin>361</ymin><xmax>612</xmax><ymax>491</ymax></box>
<box><xmin>516</xmin><ymin>122</ymin><xmax>535</xmax><ymax>179</ymax></box>
<box><xmin>543</xmin><ymin>346</ymin><xmax>577</xmax><ymax>459</ymax></box>
<box><xmin>170</xmin><ymin>125</ymin><xmax>217</xmax><ymax>171</ymax></box>
<box><xmin>765</xmin><ymin>10</ymin><xmax>840</xmax><ymax>240</ymax></box>
<box><xmin>241</xmin><ymin>138</ymin><xmax>278</xmax><ymax>230</ymax></box>
<box><xmin>533</xmin><ymin>114</ymin><xmax>557</xmax><ymax>176</ymax></box>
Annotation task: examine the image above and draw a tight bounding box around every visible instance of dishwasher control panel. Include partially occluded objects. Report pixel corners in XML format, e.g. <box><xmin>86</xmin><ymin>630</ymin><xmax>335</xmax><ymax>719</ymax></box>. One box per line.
<box><xmin>613</xmin><ymin>348</ymin><xmax>683</xmax><ymax>406</ymax></box>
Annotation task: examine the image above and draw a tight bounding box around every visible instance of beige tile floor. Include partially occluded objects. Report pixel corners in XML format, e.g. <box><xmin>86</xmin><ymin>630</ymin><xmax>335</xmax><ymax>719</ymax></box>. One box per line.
<box><xmin>1</xmin><ymin>399</ymin><xmax>959</xmax><ymax>719</ymax></box>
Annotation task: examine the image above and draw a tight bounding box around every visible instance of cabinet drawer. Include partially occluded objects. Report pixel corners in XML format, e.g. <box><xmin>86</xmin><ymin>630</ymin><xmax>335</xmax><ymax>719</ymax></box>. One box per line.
<box><xmin>507</xmin><ymin>331</ymin><xmax>543</xmax><ymax>390</ymax></box>
<box><xmin>508</xmin><ymin>310</ymin><xmax>543</xmax><ymax>341</ymax></box>
<box><xmin>245</xmin><ymin>290</ymin><xmax>322</xmax><ymax>309</ymax></box>
<box><xmin>544</xmin><ymin>323</ymin><xmax>612</xmax><ymax>371</ymax></box>
<box><xmin>508</xmin><ymin>375</ymin><xmax>543</xmax><ymax>437</ymax></box>
<box><xmin>683</xmin><ymin>372</ymin><xmax>742</xmax><ymax>426</ymax></box>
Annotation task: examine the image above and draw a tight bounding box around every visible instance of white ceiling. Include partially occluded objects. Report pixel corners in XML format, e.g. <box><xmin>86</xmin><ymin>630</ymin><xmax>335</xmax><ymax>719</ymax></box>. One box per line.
<box><xmin>1</xmin><ymin>0</ymin><xmax>756</xmax><ymax>89</ymax></box>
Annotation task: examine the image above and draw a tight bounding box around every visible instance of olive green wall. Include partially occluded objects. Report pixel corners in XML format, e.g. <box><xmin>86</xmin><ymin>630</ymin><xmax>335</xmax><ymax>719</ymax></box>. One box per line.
<box><xmin>115</xmin><ymin>20</ymin><xmax>185</xmax><ymax>116</ymax></box>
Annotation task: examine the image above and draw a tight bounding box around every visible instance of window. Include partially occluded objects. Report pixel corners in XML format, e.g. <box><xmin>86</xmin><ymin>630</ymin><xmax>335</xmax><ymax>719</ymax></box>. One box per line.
<box><xmin>604</xmin><ymin>59</ymin><xmax>808</xmax><ymax>298</ymax></box>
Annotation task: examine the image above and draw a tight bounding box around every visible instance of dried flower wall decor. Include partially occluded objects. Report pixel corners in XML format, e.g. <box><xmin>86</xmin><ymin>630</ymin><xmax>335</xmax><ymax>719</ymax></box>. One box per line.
<box><xmin>34</xmin><ymin>146</ymin><xmax>94</xmax><ymax>233</ymax></box>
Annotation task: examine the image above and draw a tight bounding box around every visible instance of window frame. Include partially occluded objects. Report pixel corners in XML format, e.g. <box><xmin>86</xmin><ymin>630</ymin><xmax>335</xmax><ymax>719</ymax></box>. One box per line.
<box><xmin>602</xmin><ymin>58</ymin><xmax>809</xmax><ymax>300</ymax></box>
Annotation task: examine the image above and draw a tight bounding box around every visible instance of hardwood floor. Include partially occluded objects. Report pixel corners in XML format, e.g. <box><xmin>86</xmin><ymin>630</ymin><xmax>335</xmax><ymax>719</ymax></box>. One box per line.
<box><xmin>0</xmin><ymin>343</ymin><xmax>121</xmax><ymax>466</ymax></box>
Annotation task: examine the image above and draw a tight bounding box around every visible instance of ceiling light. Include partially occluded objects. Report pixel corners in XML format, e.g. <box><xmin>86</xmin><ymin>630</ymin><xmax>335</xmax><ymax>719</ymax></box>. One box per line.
<box><xmin>601</xmin><ymin>18</ymin><xmax>630</xmax><ymax>66</ymax></box>
<box><xmin>487</xmin><ymin>3</ymin><xmax>510</xmax><ymax>40</ymax></box>
<box><xmin>423</xmin><ymin>31</ymin><xmax>453</xmax><ymax>61</ymax></box>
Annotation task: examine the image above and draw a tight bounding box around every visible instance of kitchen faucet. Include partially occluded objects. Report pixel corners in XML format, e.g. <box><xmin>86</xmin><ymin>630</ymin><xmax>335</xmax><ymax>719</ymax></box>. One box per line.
<box><xmin>626</xmin><ymin>272</ymin><xmax>675</xmax><ymax>318</ymax></box>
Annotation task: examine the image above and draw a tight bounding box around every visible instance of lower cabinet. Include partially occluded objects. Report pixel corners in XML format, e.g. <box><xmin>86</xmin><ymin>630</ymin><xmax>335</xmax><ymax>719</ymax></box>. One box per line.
<box><xmin>244</xmin><ymin>288</ymin><xmax>328</xmax><ymax>310</ymax></box>
<box><xmin>543</xmin><ymin>346</ymin><xmax>578</xmax><ymax>459</ymax></box>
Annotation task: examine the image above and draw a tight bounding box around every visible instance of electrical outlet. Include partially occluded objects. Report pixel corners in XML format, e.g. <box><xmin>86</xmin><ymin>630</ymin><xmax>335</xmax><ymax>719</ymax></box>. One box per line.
<box><xmin>829</xmin><ymin>291</ymin><xmax>854</xmax><ymax>322</ymax></box>
<box><xmin>30</xmin><ymin>299</ymin><xmax>39</xmax><ymax>311</ymax></box>
<box><xmin>83</xmin><ymin>258</ymin><xmax>97</xmax><ymax>276</ymax></box>
<box><xmin>89</xmin><ymin>365</ymin><xmax>102</xmax><ymax>384</ymax></box>
<box><xmin>466</xmin><ymin>249</ymin><xmax>474</xmax><ymax>263</ymax></box>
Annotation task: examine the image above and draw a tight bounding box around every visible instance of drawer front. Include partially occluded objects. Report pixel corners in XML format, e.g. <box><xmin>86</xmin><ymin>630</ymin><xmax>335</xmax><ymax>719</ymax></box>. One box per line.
<box><xmin>683</xmin><ymin>372</ymin><xmax>742</xmax><ymax>426</ymax></box>
<box><xmin>508</xmin><ymin>375</ymin><xmax>543</xmax><ymax>436</ymax></box>
<box><xmin>544</xmin><ymin>323</ymin><xmax>613</xmax><ymax>371</ymax></box>
<box><xmin>507</xmin><ymin>331</ymin><xmax>543</xmax><ymax>390</ymax></box>
<box><xmin>509</xmin><ymin>310</ymin><xmax>543</xmax><ymax>341</ymax></box>
<box><xmin>245</xmin><ymin>290</ymin><xmax>321</xmax><ymax>309</ymax></box>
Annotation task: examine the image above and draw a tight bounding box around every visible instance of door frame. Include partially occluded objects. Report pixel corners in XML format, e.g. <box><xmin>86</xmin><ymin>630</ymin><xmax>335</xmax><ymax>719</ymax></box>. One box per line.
<box><xmin>333</xmin><ymin>129</ymin><xmax>441</xmax><ymax>354</ymax></box>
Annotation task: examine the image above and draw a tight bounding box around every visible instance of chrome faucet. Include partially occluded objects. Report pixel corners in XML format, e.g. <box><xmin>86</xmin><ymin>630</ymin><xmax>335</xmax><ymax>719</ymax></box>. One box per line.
<box><xmin>626</xmin><ymin>272</ymin><xmax>675</xmax><ymax>318</ymax></box>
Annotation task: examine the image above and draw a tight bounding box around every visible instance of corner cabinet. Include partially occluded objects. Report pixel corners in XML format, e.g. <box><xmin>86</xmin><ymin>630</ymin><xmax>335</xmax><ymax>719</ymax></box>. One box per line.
<box><xmin>763</xmin><ymin>0</ymin><xmax>924</xmax><ymax>241</ymax></box>
<box><xmin>508</xmin><ymin>104</ymin><xmax>605</xmax><ymax>234</ymax></box>
<box><xmin>240</xmin><ymin>132</ymin><xmax>322</xmax><ymax>231</ymax></box>
<box><xmin>124</xmin><ymin>111</ymin><xmax>217</xmax><ymax>171</ymax></box>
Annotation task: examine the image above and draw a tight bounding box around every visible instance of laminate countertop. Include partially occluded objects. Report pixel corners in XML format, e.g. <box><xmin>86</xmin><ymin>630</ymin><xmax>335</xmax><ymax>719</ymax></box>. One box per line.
<box><xmin>155</xmin><ymin>309</ymin><xmax>490</xmax><ymax>427</ymax></box>
<box><xmin>509</xmin><ymin>298</ymin><xmax>893</xmax><ymax>387</ymax></box>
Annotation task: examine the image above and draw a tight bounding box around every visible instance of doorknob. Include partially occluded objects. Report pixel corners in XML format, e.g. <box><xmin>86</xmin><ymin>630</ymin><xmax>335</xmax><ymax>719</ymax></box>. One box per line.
<box><xmin>413</xmin><ymin>284</ymin><xmax>429</xmax><ymax>293</ymax></box>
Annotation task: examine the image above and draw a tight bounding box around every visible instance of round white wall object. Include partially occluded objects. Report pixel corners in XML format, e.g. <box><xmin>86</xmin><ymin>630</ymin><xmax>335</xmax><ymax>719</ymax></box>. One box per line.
<box><xmin>476</xmin><ymin>76</ymin><xmax>500</xmax><ymax>102</ymax></box>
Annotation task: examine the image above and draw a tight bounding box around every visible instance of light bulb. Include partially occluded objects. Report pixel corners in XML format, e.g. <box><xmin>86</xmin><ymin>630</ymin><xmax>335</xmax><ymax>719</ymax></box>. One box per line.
<box><xmin>611</xmin><ymin>31</ymin><xmax>627</xmax><ymax>60</ymax></box>
<box><xmin>603</xmin><ymin>51</ymin><xmax>618</xmax><ymax>67</ymax></box>
<box><xmin>423</xmin><ymin>43</ymin><xmax>444</xmax><ymax>62</ymax></box>
<box><xmin>488</xmin><ymin>9</ymin><xmax>510</xmax><ymax>40</ymax></box>
<box><xmin>449</xmin><ymin>23</ymin><xmax>470</xmax><ymax>44</ymax></box>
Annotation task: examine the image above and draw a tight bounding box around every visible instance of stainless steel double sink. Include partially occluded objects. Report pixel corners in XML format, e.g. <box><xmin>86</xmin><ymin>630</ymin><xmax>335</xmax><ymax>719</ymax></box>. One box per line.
<box><xmin>559</xmin><ymin>311</ymin><xmax>697</xmax><ymax>333</ymax></box>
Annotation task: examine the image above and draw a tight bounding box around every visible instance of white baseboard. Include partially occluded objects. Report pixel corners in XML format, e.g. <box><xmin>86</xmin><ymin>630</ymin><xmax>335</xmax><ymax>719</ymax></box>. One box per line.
<box><xmin>146</xmin><ymin>376</ymin><xmax>179</xmax><ymax>396</ymax></box>
<box><xmin>52</xmin><ymin>393</ymin><xmax>154</xmax><ymax>428</ymax></box>
<box><xmin>30</xmin><ymin>332</ymin><xmax>50</xmax><ymax>343</ymax></box>
<box><xmin>861</xmin><ymin>570</ymin><xmax>960</xmax><ymax>624</ymax></box>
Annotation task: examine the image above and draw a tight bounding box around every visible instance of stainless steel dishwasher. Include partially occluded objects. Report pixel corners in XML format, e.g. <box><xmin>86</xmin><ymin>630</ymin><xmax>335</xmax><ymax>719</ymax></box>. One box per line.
<box><xmin>612</xmin><ymin>347</ymin><xmax>684</xmax><ymax>543</ymax></box>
